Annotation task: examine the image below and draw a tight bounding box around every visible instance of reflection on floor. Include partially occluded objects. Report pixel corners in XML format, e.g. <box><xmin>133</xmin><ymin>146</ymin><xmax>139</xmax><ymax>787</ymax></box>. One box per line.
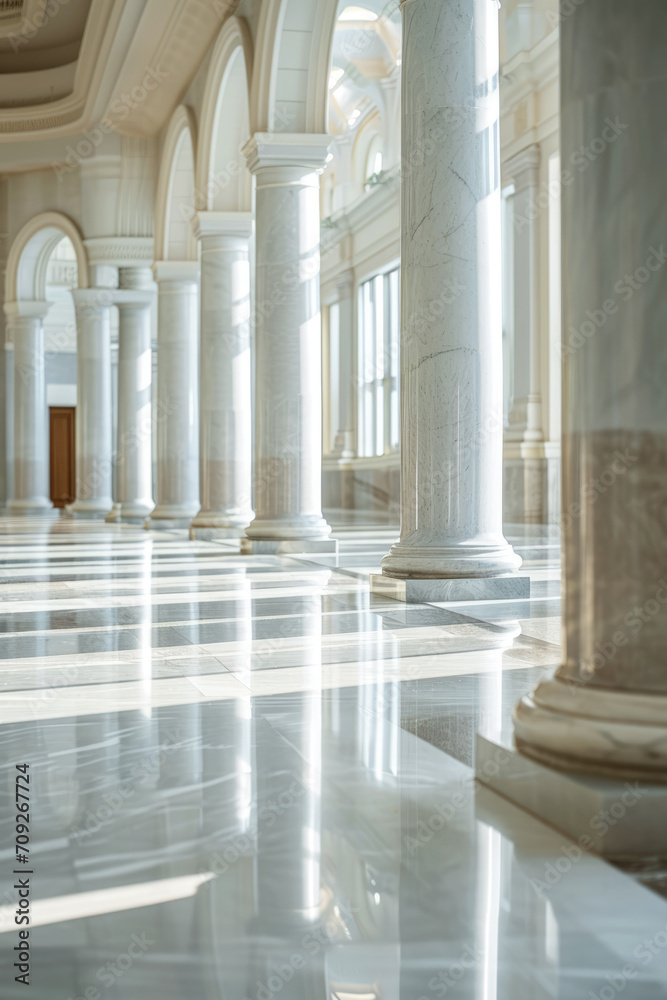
<box><xmin>0</xmin><ymin>515</ymin><xmax>665</xmax><ymax>999</ymax></box>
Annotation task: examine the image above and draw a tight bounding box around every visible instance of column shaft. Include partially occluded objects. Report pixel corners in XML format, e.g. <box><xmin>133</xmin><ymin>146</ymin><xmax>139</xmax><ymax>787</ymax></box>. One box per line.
<box><xmin>242</xmin><ymin>135</ymin><xmax>333</xmax><ymax>553</ymax></box>
<box><xmin>514</xmin><ymin>0</ymin><xmax>667</xmax><ymax>779</ymax></box>
<box><xmin>149</xmin><ymin>266</ymin><xmax>199</xmax><ymax>527</ymax></box>
<box><xmin>331</xmin><ymin>273</ymin><xmax>355</xmax><ymax>459</ymax></box>
<box><xmin>373</xmin><ymin>0</ymin><xmax>523</xmax><ymax>600</ymax></box>
<box><xmin>106</xmin><ymin>272</ymin><xmax>154</xmax><ymax>523</ymax></box>
<box><xmin>68</xmin><ymin>291</ymin><xmax>113</xmax><ymax>516</ymax></box>
<box><xmin>190</xmin><ymin>215</ymin><xmax>253</xmax><ymax>538</ymax></box>
<box><xmin>6</xmin><ymin>303</ymin><xmax>52</xmax><ymax>513</ymax></box>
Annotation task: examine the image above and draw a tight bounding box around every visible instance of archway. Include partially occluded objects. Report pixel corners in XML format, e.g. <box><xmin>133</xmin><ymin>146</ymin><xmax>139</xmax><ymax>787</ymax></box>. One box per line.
<box><xmin>4</xmin><ymin>212</ymin><xmax>88</xmax><ymax>512</ymax></box>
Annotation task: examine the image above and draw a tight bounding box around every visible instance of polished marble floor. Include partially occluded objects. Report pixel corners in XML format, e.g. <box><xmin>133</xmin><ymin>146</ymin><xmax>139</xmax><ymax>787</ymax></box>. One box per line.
<box><xmin>0</xmin><ymin>514</ymin><xmax>666</xmax><ymax>999</ymax></box>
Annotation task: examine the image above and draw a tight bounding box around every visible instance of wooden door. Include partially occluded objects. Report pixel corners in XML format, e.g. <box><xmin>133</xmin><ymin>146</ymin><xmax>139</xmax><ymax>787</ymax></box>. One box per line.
<box><xmin>49</xmin><ymin>406</ymin><xmax>75</xmax><ymax>507</ymax></box>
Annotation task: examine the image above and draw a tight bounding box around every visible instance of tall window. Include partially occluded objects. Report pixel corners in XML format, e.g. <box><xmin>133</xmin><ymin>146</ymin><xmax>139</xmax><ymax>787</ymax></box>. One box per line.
<box><xmin>358</xmin><ymin>267</ymin><xmax>399</xmax><ymax>456</ymax></box>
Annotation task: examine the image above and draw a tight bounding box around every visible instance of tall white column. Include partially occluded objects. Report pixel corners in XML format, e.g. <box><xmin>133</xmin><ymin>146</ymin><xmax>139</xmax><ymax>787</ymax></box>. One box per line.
<box><xmin>513</xmin><ymin>0</ymin><xmax>667</xmax><ymax>784</ymax></box>
<box><xmin>190</xmin><ymin>213</ymin><xmax>253</xmax><ymax>539</ymax></box>
<box><xmin>331</xmin><ymin>271</ymin><xmax>355</xmax><ymax>459</ymax></box>
<box><xmin>148</xmin><ymin>261</ymin><xmax>199</xmax><ymax>529</ymax></box>
<box><xmin>106</xmin><ymin>268</ymin><xmax>154</xmax><ymax>523</ymax></box>
<box><xmin>372</xmin><ymin>0</ymin><xmax>525</xmax><ymax>602</ymax></box>
<box><xmin>241</xmin><ymin>134</ymin><xmax>335</xmax><ymax>554</ymax></box>
<box><xmin>67</xmin><ymin>290</ymin><xmax>113</xmax><ymax>517</ymax></box>
<box><xmin>5</xmin><ymin>301</ymin><xmax>53</xmax><ymax>514</ymax></box>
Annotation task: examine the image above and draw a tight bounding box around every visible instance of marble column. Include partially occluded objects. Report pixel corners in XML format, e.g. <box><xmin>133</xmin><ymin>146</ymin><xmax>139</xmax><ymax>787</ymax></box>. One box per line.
<box><xmin>190</xmin><ymin>213</ymin><xmax>253</xmax><ymax>540</ymax></box>
<box><xmin>371</xmin><ymin>0</ymin><xmax>526</xmax><ymax>602</ymax></box>
<box><xmin>509</xmin><ymin>145</ymin><xmax>546</xmax><ymax>523</ymax></box>
<box><xmin>5</xmin><ymin>301</ymin><xmax>53</xmax><ymax>514</ymax></box>
<box><xmin>67</xmin><ymin>290</ymin><xmax>113</xmax><ymax>517</ymax></box>
<box><xmin>148</xmin><ymin>261</ymin><xmax>200</xmax><ymax>529</ymax></box>
<box><xmin>330</xmin><ymin>271</ymin><xmax>355</xmax><ymax>459</ymax></box>
<box><xmin>106</xmin><ymin>268</ymin><xmax>154</xmax><ymax>523</ymax></box>
<box><xmin>241</xmin><ymin>134</ymin><xmax>335</xmax><ymax>554</ymax></box>
<box><xmin>513</xmin><ymin>0</ymin><xmax>667</xmax><ymax>786</ymax></box>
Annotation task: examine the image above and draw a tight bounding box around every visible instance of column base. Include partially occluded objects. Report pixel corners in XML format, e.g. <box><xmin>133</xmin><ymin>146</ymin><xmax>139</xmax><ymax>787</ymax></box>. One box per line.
<box><xmin>105</xmin><ymin>501</ymin><xmax>154</xmax><ymax>524</ymax></box>
<box><xmin>513</xmin><ymin>672</ymin><xmax>667</xmax><ymax>782</ymax></box>
<box><xmin>66</xmin><ymin>499</ymin><xmax>113</xmax><ymax>519</ymax></box>
<box><xmin>370</xmin><ymin>572</ymin><xmax>530</xmax><ymax>603</ymax></box>
<box><xmin>380</xmin><ymin>538</ymin><xmax>523</xmax><ymax>580</ymax></box>
<box><xmin>7</xmin><ymin>497</ymin><xmax>56</xmax><ymax>515</ymax></box>
<box><xmin>189</xmin><ymin>512</ymin><xmax>252</xmax><ymax>541</ymax></box>
<box><xmin>240</xmin><ymin>537</ymin><xmax>339</xmax><ymax>556</ymax></box>
<box><xmin>147</xmin><ymin>504</ymin><xmax>200</xmax><ymax>530</ymax></box>
<box><xmin>476</xmin><ymin>730</ymin><xmax>667</xmax><ymax>862</ymax></box>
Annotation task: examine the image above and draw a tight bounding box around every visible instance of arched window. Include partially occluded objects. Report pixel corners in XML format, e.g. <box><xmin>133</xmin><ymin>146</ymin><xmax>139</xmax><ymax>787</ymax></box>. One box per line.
<box><xmin>365</xmin><ymin>136</ymin><xmax>384</xmax><ymax>186</ymax></box>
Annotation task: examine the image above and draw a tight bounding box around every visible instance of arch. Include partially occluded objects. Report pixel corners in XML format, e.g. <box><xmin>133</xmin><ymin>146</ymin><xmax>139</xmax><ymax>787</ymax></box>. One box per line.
<box><xmin>5</xmin><ymin>212</ymin><xmax>89</xmax><ymax>303</ymax></box>
<box><xmin>196</xmin><ymin>16</ymin><xmax>254</xmax><ymax>212</ymax></box>
<box><xmin>251</xmin><ymin>0</ymin><xmax>339</xmax><ymax>135</ymax></box>
<box><xmin>154</xmin><ymin>105</ymin><xmax>198</xmax><ymax>261</ymax></box>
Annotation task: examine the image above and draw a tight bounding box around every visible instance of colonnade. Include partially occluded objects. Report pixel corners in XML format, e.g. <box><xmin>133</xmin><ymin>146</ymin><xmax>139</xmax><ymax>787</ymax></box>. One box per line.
<box><xmin>5</xmin><ymin>0</ymin><xmax>665</xmax><ymax>805</ymax></box>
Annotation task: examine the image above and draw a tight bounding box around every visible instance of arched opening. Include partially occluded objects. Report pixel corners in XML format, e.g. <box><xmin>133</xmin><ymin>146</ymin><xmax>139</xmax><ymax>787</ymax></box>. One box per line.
<box><xmin>43</xmin><ymin>236</ymin><xmax>78</xmax><ymax>506</ymax></box>
<box><xmin>154</xmin><ymin>106</ymin><xmax>198</xmax><ymax>263</ymax></box>
<box><xmin>197</xmin><ymin>18</ymin><xmax>253</xmax><ymax>213</ymax></box>
<box><xmin>4</xmin><ymin>213</ymin><xmax>88</xmax><ymax>510</ymax></box>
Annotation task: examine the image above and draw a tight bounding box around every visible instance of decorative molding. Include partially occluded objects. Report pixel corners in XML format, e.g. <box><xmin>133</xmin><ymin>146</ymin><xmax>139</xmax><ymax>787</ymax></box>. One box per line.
<box><xmin>4</xmin><ymin>299</ymin><xmax>51</xmax><ymax>320</ymax></box>
<box><xmin>84</xmin><ymin>236</ymin><xmax>154</xmax><ymax>268</ymax></box>
<box><xmin>111</xmin><ymin>0</ymin><xmax>240</xmax><ymax>139</ymax></box>
<box><xmin>242</xmin><ymin>132</ymin><xmax>331</xmax><ymax>174</ymax></box>
<box><xmin>505</xmin><ymin>143</ymin><xmax>541</xmax><ymax>189</ymax></box>
<box><xmin>0</xmin><ymin>0</ymin><xmax>128</xmax><ymax>140</ymax></box>
<box><xmin>501</xmin><ymin>26</ymin><xmax>559</xmax><ymax>110</ymax></box>
<box><xmin>192</xmin><ymin>211</ymin><xmax>252</xmax><ymax>241</ymax></box>
<box><xmin>153</xmin><ymin>259</ymin><xmax>199</xmax><ymax>283</ymax></box>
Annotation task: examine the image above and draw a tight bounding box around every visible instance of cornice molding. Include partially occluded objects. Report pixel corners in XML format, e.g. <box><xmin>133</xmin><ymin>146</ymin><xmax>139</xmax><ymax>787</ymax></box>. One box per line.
<box><xmin>501</xmin><ymin>27</ymin><xmax>559</xmax><ymax>109</ymax></box>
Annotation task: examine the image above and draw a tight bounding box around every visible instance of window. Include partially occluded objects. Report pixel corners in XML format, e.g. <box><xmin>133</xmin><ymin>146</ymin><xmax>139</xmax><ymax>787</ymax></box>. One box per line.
<box><xmin>358</xmin><ymin>268</ymin><xmax>399</xmax><ymax>456</ymax></box>
<box><xmin>365</xmin><ymin>136</ymin><xmax>384</xmax><ymax>187</ymax></box>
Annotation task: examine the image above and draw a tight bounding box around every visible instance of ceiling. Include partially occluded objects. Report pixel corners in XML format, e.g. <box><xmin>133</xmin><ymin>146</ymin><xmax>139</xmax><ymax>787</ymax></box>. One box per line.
<box><xmin>0</xmin><ymin>0</ymin><xmax>92</xmax><ymax>77</ymax></box>
<box><xmin>0</xmin><ymin>0</ymin><xmax>239</xmax><ymax>152</ymax></box>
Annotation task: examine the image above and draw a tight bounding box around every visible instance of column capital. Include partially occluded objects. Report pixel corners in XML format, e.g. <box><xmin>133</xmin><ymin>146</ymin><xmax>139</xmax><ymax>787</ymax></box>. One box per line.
<box><xmin>505</xmin><ymin>144</ymin><xmax>541</xmax><ymax>190</ymax></box>
<box><xmin>4</xmin><ymin>300</ymin><xmax>50</xmax><ymax>320</ymax></box>
<box><xmin>113</xmin><ymin>289</ymin><xmax>154</xmax><ymax>309</ymax></box>
<box><xmin>153</xmin><ymin>260</ymin><xmax>200</xmax><ymax>284</ymax></box>
<box><xmin>71</xmin><ymin>288</ymin><xmax>115</xmax><ymax>312</ymax></box>
<box><xmin>242</xmin><ymin>133</ymin><xmax>331</xmax><ymax>174</ymax></box>
<box><xmin>84</xmin><ymin>236</ymin><xmax>154</xmax><ymax>269</ymax></box>
<box><xmin>192</xmin><ymin>211</ymin><xmax>252</xmax><ymax>242</ymax></box>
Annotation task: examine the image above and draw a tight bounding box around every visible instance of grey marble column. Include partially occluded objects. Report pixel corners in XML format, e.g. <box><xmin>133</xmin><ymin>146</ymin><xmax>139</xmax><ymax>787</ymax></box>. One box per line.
<box><xmin>241</xmin><ymin>135</ymin><xmax>335</xmax><ymax>554</ymax></box>
<box><xmin>190</xmin><ymin>213</ymin><xmax>253</xmax><ymax>539</ymax></box>
<box><xmin>67</xmin><ymin>290</ymin><xmax>113</xmax><ymax>517</ymax></box>
<box><xmin>514</xmin><ymin>0</ymin><xmax>667</xmax><ymax>780</ymax></box>
<box><xmin>5</xmin><ymin>301</ymin><xmax>53</xmax><ymax>514</ymax></box>
<box><xmin>106</xmin><ymin>268</ymin><xmax>155</xmax><ymax>523</ymax></box>
<box><xmin>371</xmin><ymin>0</ymin><xmax>525</xmax><ymax>602</ymax></box>
<box><xmin>148</xmin><ymin>262</ymin><xmax>200</xmax><ymax>529</ymax></box>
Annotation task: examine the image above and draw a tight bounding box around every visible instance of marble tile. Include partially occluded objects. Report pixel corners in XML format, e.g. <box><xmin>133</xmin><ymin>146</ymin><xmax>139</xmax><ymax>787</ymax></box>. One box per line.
<box><xmin>0</xmin><ymin>515</ymin><xmax>663</xmax><ymax>999</ymax></box>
